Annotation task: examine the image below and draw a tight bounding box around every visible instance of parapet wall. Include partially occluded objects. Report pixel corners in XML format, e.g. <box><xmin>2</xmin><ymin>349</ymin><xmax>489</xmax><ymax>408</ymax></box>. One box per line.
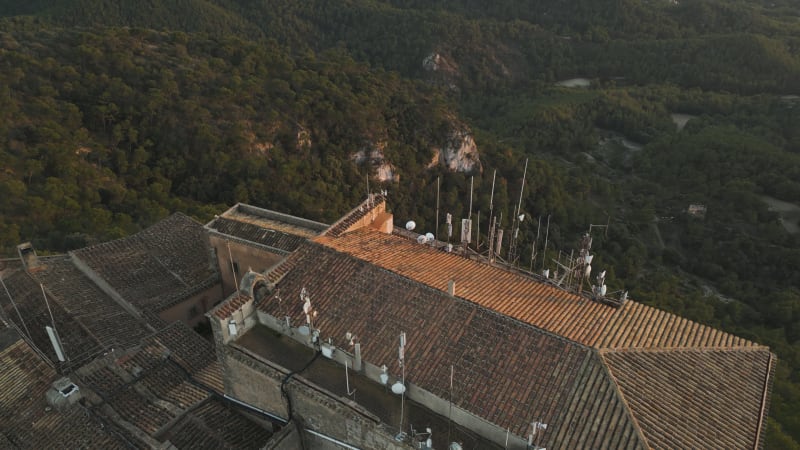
<box><xmin>221</xmin><ymin>344</ymin><xmax>411</xmax><ymax>450</ymax></box>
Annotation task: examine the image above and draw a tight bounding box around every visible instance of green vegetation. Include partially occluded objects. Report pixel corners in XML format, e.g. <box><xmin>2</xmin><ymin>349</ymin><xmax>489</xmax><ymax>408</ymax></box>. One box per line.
<box><xmin>1</xmin><ymin>0</ymin><xmax>799</xmax><ymax>446</ymax></box>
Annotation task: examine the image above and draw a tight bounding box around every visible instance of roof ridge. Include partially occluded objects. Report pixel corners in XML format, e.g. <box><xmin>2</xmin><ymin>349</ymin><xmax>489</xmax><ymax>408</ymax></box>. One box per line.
<box><xmin>594</xmin><ymin>349</ymin><xmax>653</xmax><ymax>449</ymax></box>
<box><xmin>598</xmin><ymin>344</ymin><xmax>772</xmax><ymax>354</ymax></box>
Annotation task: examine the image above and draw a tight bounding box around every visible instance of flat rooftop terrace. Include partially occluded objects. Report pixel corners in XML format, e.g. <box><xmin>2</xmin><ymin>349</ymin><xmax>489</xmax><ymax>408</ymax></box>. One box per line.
<box><xmin>221</xmin><ymin>204</ymin><xmax>328</xmax><ymax>238</ymax></box>
<box><xmin>236</xmin><ymin>325</ymin><xmax>505</xmax><ymax>450</ymax></box>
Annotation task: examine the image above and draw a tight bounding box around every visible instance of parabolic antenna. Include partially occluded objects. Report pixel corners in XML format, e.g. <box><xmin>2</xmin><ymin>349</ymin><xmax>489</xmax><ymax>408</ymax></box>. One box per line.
<box><xmin>298</xmin><ymin>325</ymin><xmax>310</xmax><ymax>336</ymax></box>
<box><xmin>417</xmin><ymin>235</ymin><xmax>427</xmax><ymax>244</ymax></box>
<box><xmin>425</xmin><ymin>232</ymin><xmax>434</xmax><ymax>242</ymax></box>
<box><xmin>406</xmin><ymin>220</ymin><xmax>416</xmax><ymax>231</ymax></box>
<box><xmin>391</xmin><ymin>381</ymin><xmax>406</xmax><ymax>395</ymax></box>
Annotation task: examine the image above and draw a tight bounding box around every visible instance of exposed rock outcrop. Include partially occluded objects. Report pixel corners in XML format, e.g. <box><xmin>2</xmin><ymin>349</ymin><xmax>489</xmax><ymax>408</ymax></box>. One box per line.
<box><xmin>351</xmin><ymin>142</ymin><xmax>399</xmax><ymax>183</ymax></box>
<box><xmin>429</xmin><ymin>127</ymin><xmax>482</xmax><ymax>174</ymax></box>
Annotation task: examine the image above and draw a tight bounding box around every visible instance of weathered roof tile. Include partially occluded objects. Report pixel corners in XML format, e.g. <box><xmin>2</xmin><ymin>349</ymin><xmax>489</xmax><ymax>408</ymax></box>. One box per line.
<box><xmin>73</xmin><ymin>213</ymin><xmax>218</xmax><ymax>313</ymax></box>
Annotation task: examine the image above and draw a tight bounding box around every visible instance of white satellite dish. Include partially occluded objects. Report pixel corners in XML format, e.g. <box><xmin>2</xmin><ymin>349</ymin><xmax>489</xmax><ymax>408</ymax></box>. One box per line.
<box><xmin>298</xmin><ymin>325</ymin><xmax>310</xmax><ymax>336</ymax></box>
<box><xmin>406</xmin><ymin>220</ymin><xmax>416</xmax><ymax>231</ymax></box>
<box><xmin>600</xmin><ymin>284</ymin><xmax>607</xmax><ymax>296</ymax></box>
<box><xmin>425</xmin><ymin>232</ymin><xmax>434</xmax><ymax>242</ymax></box>
<box><xmin>585</xmin><ymin>254</ymin><xmax>594</xmax><ymax>264</ymax></box>
<box><xmin>543</xmin><ymin>269</ymin><xmax>550</xmax><ymax>278</ymax></box>
<box><xmin>449</xmin><ymin>443</ymin><xmax>463</xmax><ymax>450</ymax></box>
<box><xmin>391</xmin><ymin>381</ymin><xmax>406</xmax><ymax>395</ymax></box>
<box><xmin>417</xmin><ymin>235</ymin><xmax>427</xmax><ymax>244</ymax></box>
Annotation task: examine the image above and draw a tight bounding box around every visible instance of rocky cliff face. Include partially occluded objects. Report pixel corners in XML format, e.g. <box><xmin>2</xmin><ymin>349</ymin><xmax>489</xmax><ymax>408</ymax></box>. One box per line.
<box><xmin>429</xmin><ymin>127</ymin><xmax>482</xmax><ymax>174</ymax></box>
<box><xmin>351</xmin><ymin>124</ymin><xmax>482</xmax><ymax>180</ymax></box>
<box><xmin>351</xmin><ymin>143</ymin><xmax>399</xmax><ymax>183</ymax></box>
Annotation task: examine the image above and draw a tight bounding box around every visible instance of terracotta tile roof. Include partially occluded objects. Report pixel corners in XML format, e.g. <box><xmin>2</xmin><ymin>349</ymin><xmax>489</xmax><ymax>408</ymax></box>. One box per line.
<box><xmin>162</xmin><ymin>398</ymin><xmax>274</xmax><ymax>449</ymax></box>
<box><xmin>0</xmin><ymin>326</ymin><xmax>134</xmax><ymax>449</ymax></box>
<box><xmin>549</xmin><ymin>352</ymin><xmax>647</xmax><ymax>450</ymax></box>
<box><xmin>0</xmin><ymin>266</ymin><xmax>103</xmax><ymax>369</ymax></box>
<box><xmin>324</xmin><ymin>194</ymin><xmax>385</xmax><ymax>237</ymax></box>
<box><xmin>73</xmin><ymin>212</ymin><xmax>219</xmax><ymax>312</ymax></box>
<box><xmin>602</xmin><ymin>347</ymin><xmax>775</xmax><ymax>450</ymax></box>
<box><xmin>29</xmin><ymin>256</ymin><xmax>153</xmax><ymax>350</ymax></box>
<box><xmin>212</xmin><ymin>293</ymin><xmax>251</xmax><ymax>319</ymax></box>
<box><xmin>257</xmin><ymin>244</ymin><xmax>644</xmax><ymax>445</ymax></box>
<box><xmin>314</xmin><ymin>228</ymin><xmax>753</xmax><ymax>350</ymax></box>
<box><xmin>247</xmin><ymin>230</ymin><xmax>774</xmax><ymax>448</ymax></box>
<box><xmin>75</xmin><ymin>322</ymin><xmax>232</xmax><ymax>442</ymax></box>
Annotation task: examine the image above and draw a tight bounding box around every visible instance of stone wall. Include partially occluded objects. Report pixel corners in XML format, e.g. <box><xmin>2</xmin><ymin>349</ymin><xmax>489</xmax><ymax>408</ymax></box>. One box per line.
<box><xmin>158</xmin><ymin>283</ymin><xmax>223</xmax><ymax>327</ymax></box>
<box><xmin>209</xmin><ymin>235</ymin><xmax>285</xmax><ymax>297</ymax></box>
<box><xmin>221</xmin><ymin>345</ymin><xmax>411</xmax><ymax>450</ymax></box>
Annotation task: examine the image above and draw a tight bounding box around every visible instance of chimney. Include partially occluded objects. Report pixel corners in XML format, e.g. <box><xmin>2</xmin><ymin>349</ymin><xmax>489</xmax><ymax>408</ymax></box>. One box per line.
<box><xmin>354</xmin><ymin>342</ymin><xmax>362</xmax><ymax>371</ymax></box>
<box><xmin>448</xmin><ymin>280</ymin><xmax>456</xmax><ymax>297</ymax></box>
<box><xmin>17</xmin><ymin>243</ymin><xmax>40</xmax><ymax>270</ymax></box>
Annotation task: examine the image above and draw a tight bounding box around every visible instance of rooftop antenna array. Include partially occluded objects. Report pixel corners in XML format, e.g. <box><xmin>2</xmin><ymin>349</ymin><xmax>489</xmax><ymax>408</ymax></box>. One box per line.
<box><xmin>298</xmin><ymin>287</ymin><xmax>321</xmax><ymax>345</ymax></box>
<box><xmin>540</xmin><ymin>219</ymin><xmax>628</xmax><ymax>306</ymax></box>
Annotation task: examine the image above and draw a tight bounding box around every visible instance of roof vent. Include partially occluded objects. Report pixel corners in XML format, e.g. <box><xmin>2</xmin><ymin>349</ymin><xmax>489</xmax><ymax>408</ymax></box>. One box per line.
<box><xmin>45</xmin><ymin>377</ymin><xmax>82</xmax><ymax>410</ymax></box>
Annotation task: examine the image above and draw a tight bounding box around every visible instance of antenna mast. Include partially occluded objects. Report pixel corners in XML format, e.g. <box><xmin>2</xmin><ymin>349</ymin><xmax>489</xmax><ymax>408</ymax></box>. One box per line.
<box><xmin>541</xmin><ymin>215</ymin><xmax>551</xmax><ymax>271</ymax></box>
<box><xmin>508</xmin><ymin>158</ymin><xmax>528</xmax><ymax>266</ymax></box>
<box><xmin>435</xmin><ymin>177</ymin><xmax>441</xmax><ymax>241</ymax></box>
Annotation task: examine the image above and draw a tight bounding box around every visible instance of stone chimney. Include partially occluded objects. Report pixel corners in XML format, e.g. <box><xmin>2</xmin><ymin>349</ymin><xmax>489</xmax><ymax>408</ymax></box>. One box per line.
<box><xmin>17</xmin><ymin>243</ymin><xmax>40</xmax><ymax>271</ymax></box>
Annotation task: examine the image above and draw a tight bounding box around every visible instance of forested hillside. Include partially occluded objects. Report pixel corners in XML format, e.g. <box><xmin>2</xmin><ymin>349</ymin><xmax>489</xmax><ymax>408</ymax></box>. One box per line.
<box><xmin>1</xmin><ymin>0</ymin><xmax>800</xmax><ymax>446</ymax></box>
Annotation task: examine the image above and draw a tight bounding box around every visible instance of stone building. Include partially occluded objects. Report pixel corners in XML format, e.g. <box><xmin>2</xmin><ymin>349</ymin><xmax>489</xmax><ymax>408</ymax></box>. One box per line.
<box><xmin>208</xmin><ymin>194</ymin><xmax>775</xmax><ymax>450</ymax></box>
<box><xmin>0</xmin><ymin>196</ymin><xmax>778</xmax><ymax>449</ymax></box>
<box><xmin>205</xmin><ymin>203</ymin><xmax>327</xmax><ymax>298</ymax></box>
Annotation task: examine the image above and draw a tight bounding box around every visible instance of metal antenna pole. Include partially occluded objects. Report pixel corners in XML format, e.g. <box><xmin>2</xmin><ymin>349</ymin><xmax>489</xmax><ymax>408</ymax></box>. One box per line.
<box><xmin>488</xmin><ymin>169</ymin><xmax>496</xmax><ymax>221</ymax></box>
<box><xmin>435</xmin><ymin>176</ymin><xmax>440</xmax><ymax>241</ymax></box>
<box><xmin>469</xmin><ymin>175</ymin><xmax>474</xmax><ymax>222</ymax></box>
<box><xmin>541</xmin><ymin>215</ymin><xmax>551</xmax><ymax>270</ymax></box>
<box><xmin>476</xmin><ymin>210</ymin><xmax>481</xmax><ymax>250</ymax></box>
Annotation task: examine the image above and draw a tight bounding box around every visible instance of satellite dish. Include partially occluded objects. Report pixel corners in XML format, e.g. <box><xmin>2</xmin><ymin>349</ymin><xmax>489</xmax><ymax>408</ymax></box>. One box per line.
<box><xmin>425</xmin><ymin>232</ymin><xmax>435</xmax><ymax>242</ymax></box>
<box><xmin>406</xmin><ymin>220</ymin><xmax>416</xmax><ymax>231</ymax></box>
<box><xmin>417</xmin><ymin>235</ymin><xmax>427</xmax><ymax>244</ymax></box>
<box><xmin>449</xmin><ymin>443</ymin><xmax>463</xmax><ymax>450</ymax></box>
<box><xmin>298</xmin><ymin>326</ymin><xmax>310</xmax><ymax>336</ymax></box>
<box><xmin>518</xmin><ymin>214</ymin><xmax>525</xmax><ymax>222</ymax></box>
<box><xmin>585</xmin><ymin>254</ymin><xmax>594</xmax><ymax>264</ymax></box>
<box><xmin>584</xmin><ymin>264</ymin><xmax>592</xmax><ymax>277</ymax></box>
<box><xmin>391</xmin><ymin>381</ymin><xmax>406</xmax><ymax>395</ymax></box>
<box><xmin>543</xmin><ymin>269</ymin><xmax>550</xmax><ymax>278</ymax></box>
<box><xmin>600</xmin><ymin>284</ymin><xmax>607</xmax><ymax>296</ymax></box>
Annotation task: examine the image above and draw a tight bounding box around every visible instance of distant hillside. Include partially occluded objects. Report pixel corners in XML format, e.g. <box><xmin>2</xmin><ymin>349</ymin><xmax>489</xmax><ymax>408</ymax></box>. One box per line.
<box><xmin>3</xmin><ymin>0</ymin><xmax>799</xmax><ymax>93</ymax></box>
<box><xmin>1</xmin><ymin>0</ymin><xmax>800</xmax><ymax>447</ymax></box>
